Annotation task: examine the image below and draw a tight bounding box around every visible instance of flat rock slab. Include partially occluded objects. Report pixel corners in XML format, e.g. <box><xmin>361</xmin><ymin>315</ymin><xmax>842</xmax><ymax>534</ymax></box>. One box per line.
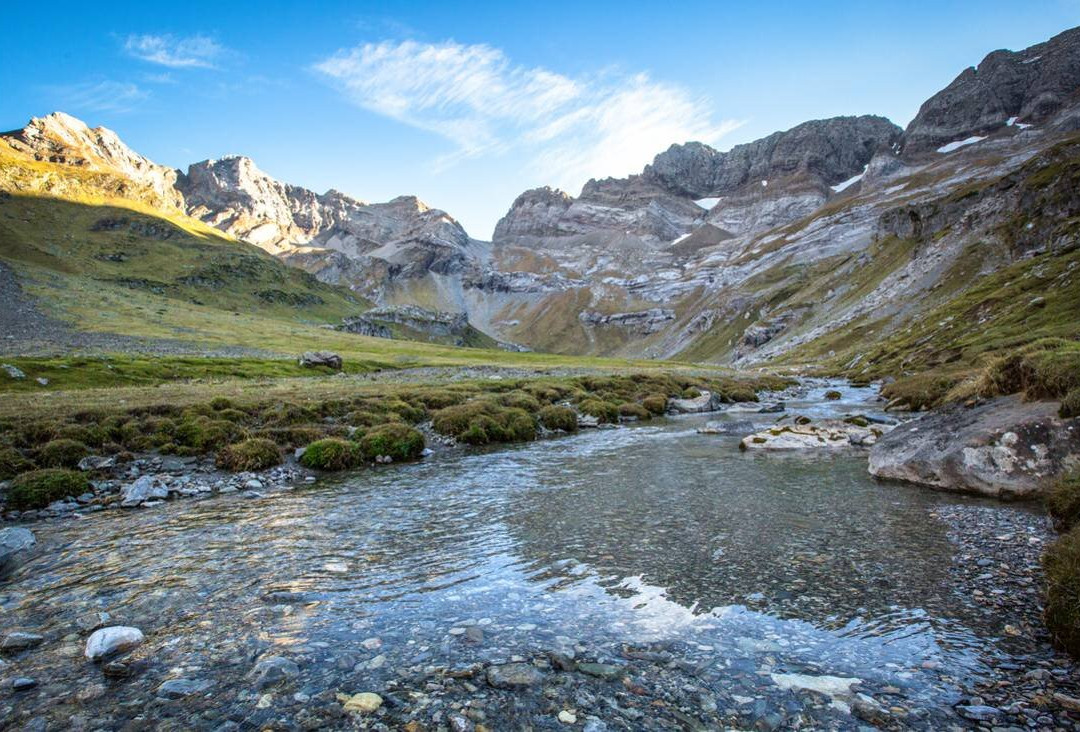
<box><xmin>868</xmin><ymin>395</ymin><xmax>1080</xmax><ymax>499</ymax></box>
<box><xmin>740</xmin><ymin>419</ymin><xmax>890</xmax><ymax>450</ymax></box>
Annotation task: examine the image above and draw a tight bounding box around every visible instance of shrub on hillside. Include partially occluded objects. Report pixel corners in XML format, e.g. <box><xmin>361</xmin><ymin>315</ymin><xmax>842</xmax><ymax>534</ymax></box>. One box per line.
<box><xmin>299</xmin><ymin>438</ymin><xmax>365</xmax><ymax>470</ymax></box>
<box><xmin>37</xmin><ymin>439</ymin><xmax>90</xmax><ymax>469</ymax></box>
<box><xmin>359</xmin><ymin>423</ymin><xmax>425</xmax><ymax>462</ymax></box>
<box><xmin>538</xmin><ymin>405</ymin><xmax>578</xmax><ymax>432</ymax></box>
<box><xmin>216</xmin><ymin>438</ymin><xmax>282</xmax><ymax>472</ymax></box>
<box><xmin>7</xmin><ymin>469</ymin><xmax>89</xmax><ymax>510</ymax></box>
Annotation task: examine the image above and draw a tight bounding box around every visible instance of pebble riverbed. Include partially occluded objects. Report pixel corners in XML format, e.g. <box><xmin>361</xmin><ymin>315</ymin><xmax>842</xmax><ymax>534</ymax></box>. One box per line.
<box><xmin>1</xmin><ymin>385</ymin><xmax>1078</xmax><ymax>730</ymax></box>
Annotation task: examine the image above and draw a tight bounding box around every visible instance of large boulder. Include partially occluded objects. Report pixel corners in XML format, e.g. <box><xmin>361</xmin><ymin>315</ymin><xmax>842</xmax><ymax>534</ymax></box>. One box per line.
<box><xmin>868</xmin><ymin>395</ymin><xmax>1080</xmax><ymax>499</ymax></box>
<box><xmin>299</xmin><ymin>351</ymin><xmax>343</xmax><ymax>370</ymax></box>
<box><xmin>669</xmin><ymin>390</ymin><xmax>723</xmax><ymax>414</ymax></box>
<box><xmin>121</xmin><ymin>476</ymin><xmax>168</xmax><ymax>508</ymax></box>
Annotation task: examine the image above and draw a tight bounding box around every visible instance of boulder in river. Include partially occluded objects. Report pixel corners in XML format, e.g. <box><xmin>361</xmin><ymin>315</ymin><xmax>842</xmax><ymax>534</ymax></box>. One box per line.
<box><xmin>669</xmin><ymin>390</ymin><xmax>723</xmax><ymax>414</ymax></box>
<box><xmin>868</xmin><ymin>395</ymin><xmax>1080</xmax><ymax>499</ymax></box>
<box><xmin>0</xmin><ymin>527</ymin><xmax>36</xmax><ymax>578</ymax></box>
<box><xmin>85</xmin><ymin>626</ymin><xmax>144</xmax><ymax>661</ymax></box>
<box><xmin>121</xmin><ymin>476</ymin><xmax>168</xmax><ymax>507</ymax></box>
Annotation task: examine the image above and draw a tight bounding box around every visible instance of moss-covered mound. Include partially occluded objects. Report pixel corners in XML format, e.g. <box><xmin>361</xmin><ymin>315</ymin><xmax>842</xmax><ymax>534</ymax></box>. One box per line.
<box><xmin>216</xmin><ymin>438</ymin><xmax>282</xmax><ymax>472</ymax></box>
<box><xmin>577</xmin><ymin>399</ymin><xmax>619</xmax><ymax>424</ymax></box>
<box><xmin>7</xmin><ymin>469</ymin><xmax>89</xmax><ymax>510</ymax></box>
<box><xmin>642</xmin><ymin>395</ymin><xmax>668</xmax><ymax>415</ymax></box>
<box><xmin>1048</xmin><ymin>469</ymin><xmax>1080</xmax><ymax>532</ymax></box>
<box><xmin>0</xmin><ymin>447</ymin><xmax>35</xmax><ymax>480</ymax></box>
<box><xmin>618</xmin><ymin>402</ymin><xmax>651</xmax><ymax>420</ymax></box>
<box><xmin>538</xmin><ymin>405</ymin><xmax>577</xmax><ymax>432</ymax></box>
<box><xmin>37</xmin><ymin>439</ymin><xmax>90</xmax><ymax>469</ymax></box>
<box><xmin>824</xmin><ymin>390</ymin><xmax>842</xmax><ymax>400</ymax></box>
<box><xmin>432</xmin><ymin>401</ymin><xmax>537</xmax><ymax>445</ymax></box>
<box><xmin>1044</xmin><ymin>525</ymin><xmax>1080</xmax><ymax>657</ymax></box>
<box><xmin>299</xmin><ymin>438</ymin><xmax>365</xmax><ymax>471</ymax></box>
<box><xmin>358</xmin><ymin>424</ymin><xmax>425</xmax><ymax>462</ymax></box>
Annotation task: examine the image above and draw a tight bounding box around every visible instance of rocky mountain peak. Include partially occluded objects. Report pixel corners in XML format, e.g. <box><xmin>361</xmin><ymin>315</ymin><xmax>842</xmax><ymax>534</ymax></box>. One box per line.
<box><xmin>2</xmin><ymin>112</ymin><xmax>183</xmax><ymax>208</ymax></box>
<box><xmin>492</xmin><ymin>186</ymin><xmax>574</xmax><ymax>242</ymax></box>
<box><xmin>901</xmin><ymin>25</ymin><xmax>1080</xmax><ymax>155</ymax></box>
<box><xmin>643</xmin><ymin>115</ymin><xmax>902</xmax><ymax>198</ymax></box>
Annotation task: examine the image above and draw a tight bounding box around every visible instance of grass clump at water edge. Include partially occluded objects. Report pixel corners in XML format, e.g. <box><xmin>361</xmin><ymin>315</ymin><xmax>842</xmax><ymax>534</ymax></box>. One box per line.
<box><xmin>215</xmin><ymin>438</ymin><xmax>283</xmax><ymax>472</ymax></box>
<box><xmin>7</xmin><ymin>469</ymin><xmax>89</xmax><ymax>510</ymax></box>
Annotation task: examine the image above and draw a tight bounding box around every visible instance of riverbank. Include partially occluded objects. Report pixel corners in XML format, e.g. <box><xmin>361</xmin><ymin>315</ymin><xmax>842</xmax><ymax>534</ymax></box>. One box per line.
<box><xmin>2</xmin><ymin>390</ymin><xmax>1080</xmax><ymax>730</ymax></box>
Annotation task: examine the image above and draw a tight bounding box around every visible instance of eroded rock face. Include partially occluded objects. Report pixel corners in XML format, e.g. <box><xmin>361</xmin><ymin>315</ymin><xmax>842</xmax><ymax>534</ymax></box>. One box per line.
<box><xmin>178</xmin><ymin>156</ymin><xmax>471</xmax><ymax>259</ymax></box>
<box><xmin>902</xmin><ymin>26</ymin><xmax>1080</xmax><ymax>155</ymax></box>
<box><xmin>868</xmin><ymin>396</ymin><xmax>1080</xmax><ymax>499</ymax></box>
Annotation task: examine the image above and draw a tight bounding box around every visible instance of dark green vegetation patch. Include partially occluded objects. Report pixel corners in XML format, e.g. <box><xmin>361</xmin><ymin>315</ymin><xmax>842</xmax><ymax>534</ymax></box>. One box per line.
<box><xmin>215</xmin><ymin>438</ymin><xmax>283</xmax><ymax>472</ymax></box>
<box><xmin>7</xmin><ymin>469</ymin><xmax>89</xmax><ymax>510</ymax></box>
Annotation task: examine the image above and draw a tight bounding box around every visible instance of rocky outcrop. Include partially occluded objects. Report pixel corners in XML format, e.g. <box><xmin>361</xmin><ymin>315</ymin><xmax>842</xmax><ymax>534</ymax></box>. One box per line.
<box><xmin>340</xmin><ymin>305</ymin><xmax>468</xmax><ymax>339</ymax></box>
<box><xmin>644</xmin><ymin>116</ymin><xmax>901</xmax><ymax>197</ymax></box>
<box><xmin>868</xmin><ymin>396</ymin><xmax>1080</xmax><ymax>499</ymax></box>
<box><xmin>1</xmin><ymin>112</ymin><xmax>183</xmax><ymax>208</ymax></box>
<box><xmin>177</xmin><ymin>156</ymin><xmax>471</xmax><ymax>259</ymax></box>
<box><xmin>491</xmin><ymin>187</ymin><xmax>573</xmax><ymax>241</ymax></box>
<box><xmin>299</xmin><ymin>351</ymin><xmax>343</xmax><ymax>370</ymax></box>
<box><xmin>902</xmin><ymin>26</ymin><xmax>1080</xmax><ymax>155</ymax></box>
<box><xmin>579</xmin><ymin>309</ymin><xmax>675</xmax><ymax>335</ymax></box>
<box><xmin>493</xmin><ymin>176</ymin><xmax>704</xmax><ymax>245</ymax></box>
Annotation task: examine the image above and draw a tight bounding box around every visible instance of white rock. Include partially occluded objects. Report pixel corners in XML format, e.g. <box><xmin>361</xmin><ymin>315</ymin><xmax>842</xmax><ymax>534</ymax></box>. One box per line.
<box><xmin>85</xmin><ymin>626</ymin><xmax>144</xmax><ymax>661</ymax></box>
<box><xmin>121</xmin><ymin>476</ymin><xmax>168</xmax><ymax>507</ymax></box>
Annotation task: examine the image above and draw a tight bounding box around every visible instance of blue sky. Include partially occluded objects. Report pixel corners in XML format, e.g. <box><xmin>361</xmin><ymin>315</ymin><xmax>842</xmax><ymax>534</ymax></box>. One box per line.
<box><xmin>2</xmin><ymin>1</ymin><xmax>1078</xmax><ymax>238</ymax></box>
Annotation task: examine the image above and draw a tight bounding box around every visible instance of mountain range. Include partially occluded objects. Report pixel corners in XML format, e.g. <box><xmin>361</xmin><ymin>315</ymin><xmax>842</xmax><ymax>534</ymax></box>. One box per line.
<box><xmin>3</xmin><ymin>25</ymin><xmax>1080</xmax><ymax>378</ymax></box>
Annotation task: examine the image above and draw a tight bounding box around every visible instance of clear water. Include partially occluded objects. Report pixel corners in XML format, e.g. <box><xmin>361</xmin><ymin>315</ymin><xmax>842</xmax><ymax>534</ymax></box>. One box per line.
<box><xmin>0</xmin><ymin>386</ymin><xmax>1053</xmax><ymax>729</ymax></box>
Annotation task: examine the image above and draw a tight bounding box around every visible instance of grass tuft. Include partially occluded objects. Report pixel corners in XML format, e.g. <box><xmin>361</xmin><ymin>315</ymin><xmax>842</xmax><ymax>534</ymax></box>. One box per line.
<box><xmin>7</xmin><ymin>469</ymin><xmax>89</xmax><ymax>510</ymax></box>
<box><xmin>215</xmin><ymin>438</ymin><xmax>282</xmax><ymax>472</ymax></box>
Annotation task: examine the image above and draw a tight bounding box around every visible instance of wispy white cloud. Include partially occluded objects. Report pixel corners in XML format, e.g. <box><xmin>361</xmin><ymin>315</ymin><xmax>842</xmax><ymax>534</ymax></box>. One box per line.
<box><xmin>48</xmin><ymin>80</ymin><xmax>148</xmax><ymax>114</ymax></box>
<box><xmin>124</xmin><ymin>34</ymin><xmax>224</xmax><ymax>69</ymax></box>
<box><xmin>314</xmin><ymin>40</ymin><xmax>741</xmax><ymax>192</ymax></box>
